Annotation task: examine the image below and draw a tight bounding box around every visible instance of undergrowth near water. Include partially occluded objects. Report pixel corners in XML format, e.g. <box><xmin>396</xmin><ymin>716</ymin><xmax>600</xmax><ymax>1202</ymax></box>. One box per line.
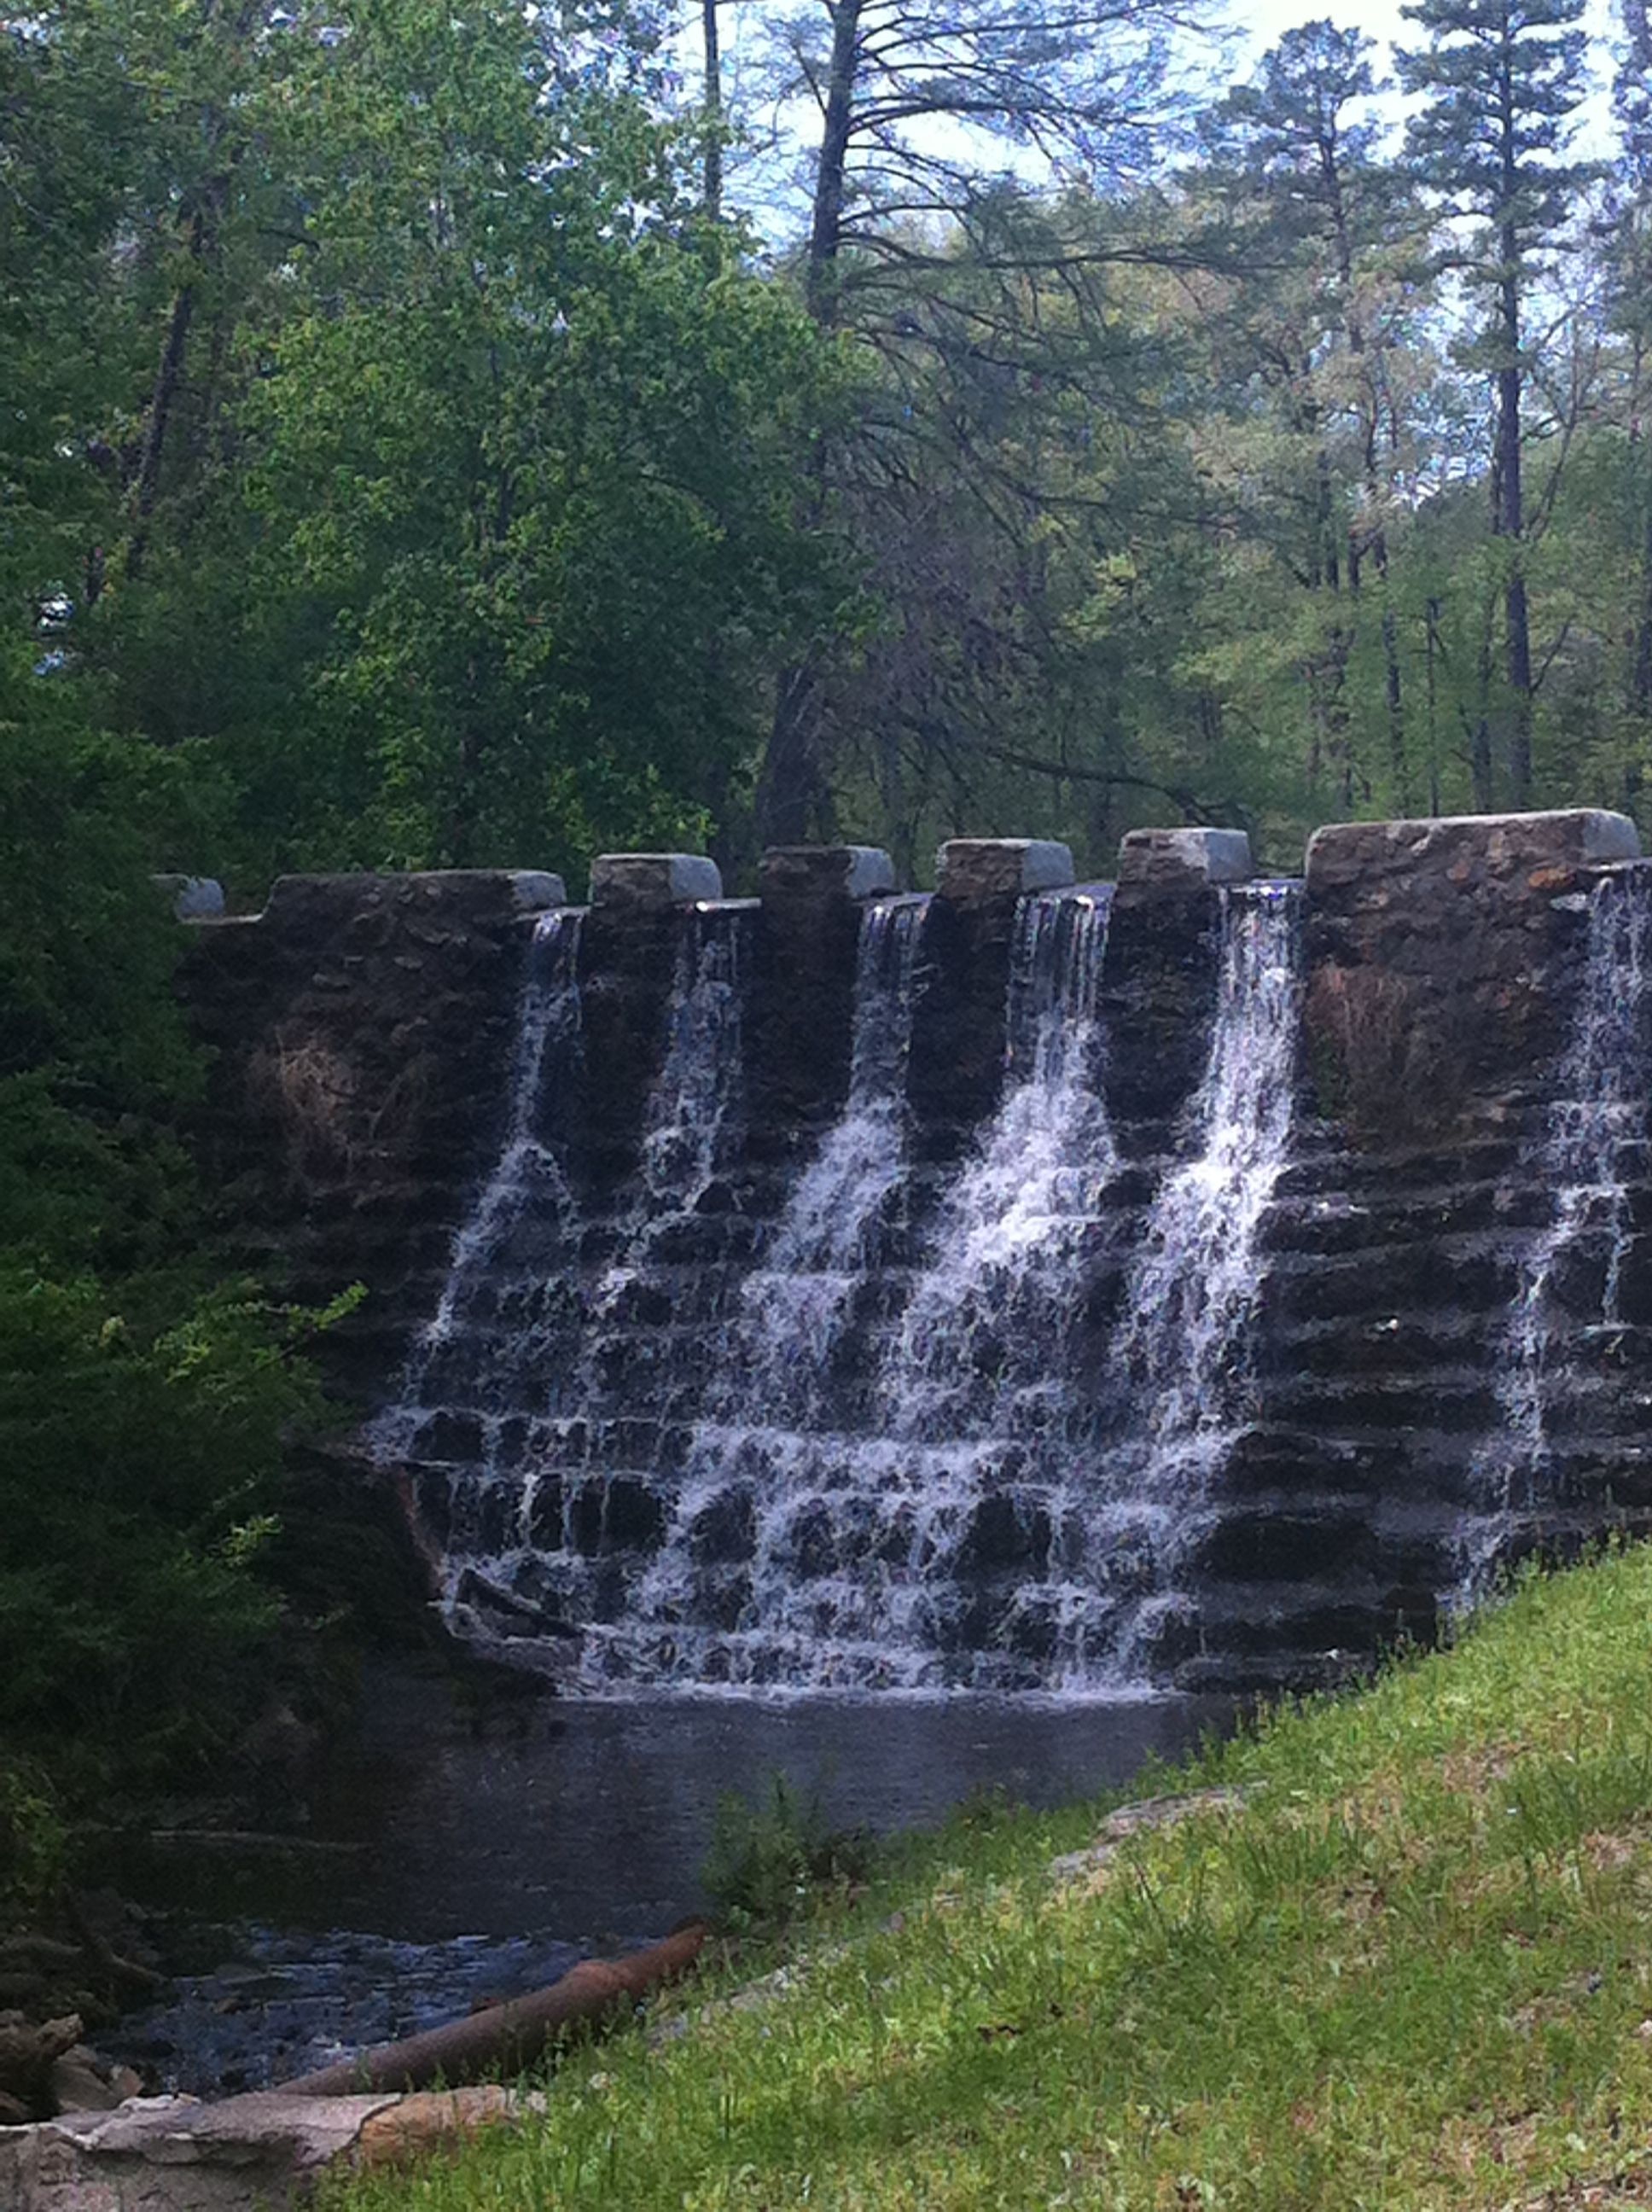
<box><xmin>701</xmin><ymin>1773</ymin><xmax>875</xmax><ymax>1933</ymax></box>
<box><xmin>323</xmin><ymin>1546</ymin><xmax>1652</xmax><ymax>2209</ymax></box>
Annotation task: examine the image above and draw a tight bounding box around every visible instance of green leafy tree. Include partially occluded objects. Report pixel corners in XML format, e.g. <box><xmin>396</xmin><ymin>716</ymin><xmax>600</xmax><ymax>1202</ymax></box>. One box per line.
<box><xmin>0</xmin><ymin>1277</ymin><xmax>329</xmax><ymax>1792</ymax></box>
<box><xmin>72</xmin><ymin>0</ymin><xmax>852</xmax><ymax>882</ymax></box>
<box><xmin>0</xmin><ymin>701</ymin><xmax>334</xmax><ymax>1805</ymax></box>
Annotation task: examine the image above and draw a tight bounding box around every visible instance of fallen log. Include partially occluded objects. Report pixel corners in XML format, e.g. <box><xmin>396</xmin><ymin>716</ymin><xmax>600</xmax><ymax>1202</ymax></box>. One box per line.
<box><xmin>283</xmin><ymin>1921</ymin><xmax>708</xmax><ymax>2097</ymax></box>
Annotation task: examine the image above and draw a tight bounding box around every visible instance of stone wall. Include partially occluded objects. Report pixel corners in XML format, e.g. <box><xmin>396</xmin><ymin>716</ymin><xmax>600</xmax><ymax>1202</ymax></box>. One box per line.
<box><xmin>1215</xmin><ymin>810</ymin><xmax>1652</xmax><ymax>1689</ymax></box>
<box><xmin>180</xmin><ymin>870</ymin><xmax>561</xmax><ymax>1404</ymax></box>
<box><xmin>177</xmin><ymin>811</ymin><xmax>1652</xmax><ymax>1690</ymax></box>
<box><xmin>1301</xmin><ymin>809</ymin><xmax>1638</xmax><ymax>1138</ymax></box>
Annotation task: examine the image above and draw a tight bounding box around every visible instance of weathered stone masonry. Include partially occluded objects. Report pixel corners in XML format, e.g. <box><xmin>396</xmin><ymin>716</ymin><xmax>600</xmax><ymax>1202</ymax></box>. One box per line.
<box><xmin>178</xmin><ymin>809</ymin><xmax>1652</xmax><ymax>1687</ymax></box>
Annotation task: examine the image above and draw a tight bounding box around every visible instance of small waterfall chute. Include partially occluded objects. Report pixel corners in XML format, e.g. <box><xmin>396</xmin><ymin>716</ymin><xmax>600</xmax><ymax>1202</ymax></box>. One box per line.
<box><xmin>720</xmin><ymin>892</ymin><xmax>927</xmax><ymax>1419</ymax></box>
<box><xmin>1113</xmin><ymin>883</ymin><xmax>1305</xmax><ymax>1475</ymax></box>
<box><xmin>587</xmin><ymin>900</ymin><xmax>751</xmax><ymax>1324</ymax></box>
<box><xmin>886</xmin><ymin>888</ymin><xmax>1117</xmax><ymax>1445</ymax></box>
<box><xmin>370</xmin><ymin>906</ymin><xmax>585</xmax><ymax>1472</ymax></box>
<box><xmin>637</xmin><ymin>904</ymin><xmax>750</xmax><ymax>1213</ymax></box>
<box><xmin>1466</xmin><ymin>868</ymin><xmax>1652</xmax><ymax>1577</ymax></box>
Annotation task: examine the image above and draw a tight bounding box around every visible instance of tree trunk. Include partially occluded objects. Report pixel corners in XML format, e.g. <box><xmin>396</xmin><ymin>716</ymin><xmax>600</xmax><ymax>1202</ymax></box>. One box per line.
<box><xmin>286</xmin><ymin>1924</ymin><xmax>707</xmax><ymax>2097</ymax></box>
<box><xmin>1307</xmin><ymin>625</ymin><xmax>1353</xmax><ymax>812</ymax></box>
<box><xmin>757</xmin><ymin>661</ymin><xmax>832</xmax><ymax>847</ymax></box>
<box><xmin>806</xmin><ymin>0</ymin><xmax>864</xmax><ymax>326</ymax></box>
<box><xmin>1382</xmin><ymin>597</ymin><xmax>1408</xmax><ymax>811</ymax></box>
<box><xmin>1629</xmin><ymin>468</ymin><xmax>1652</xmax><ymax>725</ymax></box>
<box><xmin>1426</xmin><ymin>594</ymin><xmax>1443</xmax><ymax>817</ymax></box>
<box><xmin>1364</xmin><ymin>515</ymin><xmax>1408</xmax><ymax>812</ymax></box>
<box><xmin>1471</xmin><ymin>589</ymin><xmax>1497</xmax><ymax>812</ymax></box>
<box><xmin>1494</xmin><ymin>224</ymin><xmax>1533</xmax><ymax>803</ymax></box>
<box><xmin>1314</xmin><ymin>443</ymin><xmax>1339</xmax><ymax>595</ymax></box>
<box><xmin>702</xmin><ymin>0</ymin><xmax>723</xmax><ymax>218</ymax></box>
<box><xmin>125</xmin><ymin>224</ymin><xmax>202</xmax><ymax>583</ymax></box>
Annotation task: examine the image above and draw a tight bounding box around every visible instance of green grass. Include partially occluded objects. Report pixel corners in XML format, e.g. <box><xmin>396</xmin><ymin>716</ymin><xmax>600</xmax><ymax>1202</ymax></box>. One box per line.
<box><xmin>323</xmin><ymin>1549</ymin><xmax>1652</xmax><ymax>2209</ymax></box>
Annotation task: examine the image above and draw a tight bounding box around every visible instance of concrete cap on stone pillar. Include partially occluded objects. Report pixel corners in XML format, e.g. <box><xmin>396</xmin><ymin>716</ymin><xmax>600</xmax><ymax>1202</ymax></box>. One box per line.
<box><xmin>589</xmin><ymin>853</ymin><xmax>724</xmax><ymax>909</ymax></box>
<box><xmin>153</xmin><ymin>874</ymin><xmax>226</xmax><ymax>919</ymax></box>
<box><xmin>1117</xmin><ymin>828</ymin><xmax>1254</xmax><ymax>890</ymax></box>
<box><xmin>935</xmin><ymin>838</ymin><xmax>1074</xmax><ymax>902</ymax></box>
<box><xmin>1305</xmin><ymin>807</ymin><xmax>1641</xmax><ymax>894</ymax></box>
<box><xmin>507</xmin><ymin>870</ymin><xmax>567</xmax><ymax>911</ymax></box>
<box><xmin>759</xmin><ymin>845</ymin><xmax>897</xmax><ymax>900</ymax></box>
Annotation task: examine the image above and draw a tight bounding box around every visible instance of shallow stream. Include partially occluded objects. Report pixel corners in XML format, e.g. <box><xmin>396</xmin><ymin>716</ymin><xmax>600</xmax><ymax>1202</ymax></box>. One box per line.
<box><xmin>98</xmin><ymin>1665</ymin><xmax>1230</xmax><ymax>2093</ymax></box>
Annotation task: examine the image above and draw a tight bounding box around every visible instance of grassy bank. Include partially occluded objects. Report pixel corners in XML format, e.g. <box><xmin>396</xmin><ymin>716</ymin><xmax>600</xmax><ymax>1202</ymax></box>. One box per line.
<box><xmin>324</xmin><ymin>1549</ymin><xmax>1652</xmax><ymax>2210</ymax></box>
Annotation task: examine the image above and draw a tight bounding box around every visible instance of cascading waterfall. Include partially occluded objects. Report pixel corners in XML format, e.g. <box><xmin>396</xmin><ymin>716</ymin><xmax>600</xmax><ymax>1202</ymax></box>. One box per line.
<box><xmin>638</xmin><ymin>906</ymin><xmax>750</xmax><ymax>1213</ymax></box>
<box><xmin>1467</xmin><ymin>870</ymin><xmax>1652</xmax><ymax>1566</ymax></box>
<box><xmin>370</xmin><ymin>908</ymin><xmax>585</xmax><ymax>1480</ymax></box>
<box><xmin>587</xmin><ymin>902</ymin><xmax>751</xmax><ymax>1323</ymax></box>
<box><xmin>720</xmin><ymin>894</ymin><xmax>926</xmax><ymax>1419</ymax></box>
<box><xmin>1113</xmin><ymin>885</ymin><xmax>1304</xmax><ymax>1476</ymax></box>
<box><xmin>497</xmin><ymin>899</ymin><xmax>754</xmax><ymax>1633</ymax></box>
<box><xmin>888</xmin><ymin>889</ymin><xmax>1115</xmax><ymax>1443</ymax></box>
<box><xmin>580</xmin><ymin>895</ymin><xmax>929</xmax><ymax>1688</ymax></box>
<box><xmin>874</xmin><ymin>886</ymin><xmax>1137</xmax><ymax>1688</ymax></box>
<box><xmin>375</xmin><ymin>902</ymin><xmax>758</xmax><ymax>1640</ymax></box>
<box><xmin>583</xmin><ymin>888</ymin><xmax>1131</xmax><ymax>1691</ymax></box>
<box><xmin>386</xmin><ymin>876</ymin><xmax>1314</xmax><ymax>1696</ymax></box>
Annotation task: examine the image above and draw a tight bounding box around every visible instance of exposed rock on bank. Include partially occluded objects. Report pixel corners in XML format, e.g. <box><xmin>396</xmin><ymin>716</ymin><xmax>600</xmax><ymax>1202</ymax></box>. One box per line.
<box><xmin>0</xmin><ymin>2083</ymin><xmax>530</xmax><ymax>2210</ymax></box>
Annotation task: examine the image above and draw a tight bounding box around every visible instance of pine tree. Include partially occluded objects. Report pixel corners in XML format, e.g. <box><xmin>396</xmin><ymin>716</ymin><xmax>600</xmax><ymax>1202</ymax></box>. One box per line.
<box><xmin>1397</xmin><ymin>0</ymin><xmax>1591</xmax><ymax>806</ymax></box>
<box><xmin>749</xmin><ymin>0</ymin><xmax>1204</xmax><ymax>848</ymax></box>
<box><xmin>1608</xmin><ymin>0</ymin><xmax>1652</xmax><ymax>778</ymax></box>
<box><xmin>1205</xmin><ymin>24</ymin><xmax>1424</xmax><ymax>811</ymax></box>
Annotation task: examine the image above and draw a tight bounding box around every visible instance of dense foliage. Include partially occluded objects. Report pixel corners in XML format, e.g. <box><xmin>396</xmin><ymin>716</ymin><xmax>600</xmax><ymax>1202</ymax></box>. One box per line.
<box><xmin>0</xmin><ymin>708</ymin><xmax>329</xmax><ymax>1852</ymax></box>
<box><xmin>9</xmin><ymin>0</ymin><xmax>1647</xmax><ymax>890</ymax></box>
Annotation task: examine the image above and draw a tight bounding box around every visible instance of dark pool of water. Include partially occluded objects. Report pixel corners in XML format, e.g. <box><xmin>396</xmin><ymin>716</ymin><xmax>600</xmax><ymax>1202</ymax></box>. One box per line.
<box><xmin>100</xmin><ymin>1666</ymin><xmax>1231</xmax><ymax>2093</ymax></box>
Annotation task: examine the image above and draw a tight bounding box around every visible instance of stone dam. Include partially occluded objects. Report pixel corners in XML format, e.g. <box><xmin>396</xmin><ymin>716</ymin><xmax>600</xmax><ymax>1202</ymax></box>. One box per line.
<box><xmin>178</xmin><ymin>808</ymin><xmax>1652</xmax><ymax>1696</ymax></box>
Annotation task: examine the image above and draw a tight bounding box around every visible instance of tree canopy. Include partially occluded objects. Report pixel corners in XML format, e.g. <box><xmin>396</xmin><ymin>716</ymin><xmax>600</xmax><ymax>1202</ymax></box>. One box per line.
<box><xmin>7</xmin><ymin>0</ymin><xmax>1649</xmax><ymax>884</ymax></box>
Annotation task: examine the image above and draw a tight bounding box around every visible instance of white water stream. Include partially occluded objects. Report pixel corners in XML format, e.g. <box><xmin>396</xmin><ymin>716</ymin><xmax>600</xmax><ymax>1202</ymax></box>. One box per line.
<box><xmin>1465</xmin><ymin>870</ymin><xmax>1652</xmax><ymax>1577</ymax></box>
<box><xmin>1114</xmin><ymin>885</ymin><xmax>1305</xmax><ymax>1476</ymax></box>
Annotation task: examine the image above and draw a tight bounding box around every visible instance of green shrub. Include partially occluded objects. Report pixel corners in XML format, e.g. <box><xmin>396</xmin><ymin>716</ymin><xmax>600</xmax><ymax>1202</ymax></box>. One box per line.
<box><xmin>0</xmin><ymin>713</ymin><xmax>355</xmax><ymax>1810</ymax></box>
<box><xmin>0</xmin><ymin>1267</ymin><xmax>336</xmax><ymax>1794</ymax></box>
<box><xmin>0</xmin><ymin>1760</ymin><xmax>67</xmax><ymax>1915</ymax></box>
<box><xmin>700</xmin><ymin>1773</ymin><xmax>873</xmax><ymax>1931</ymax></box>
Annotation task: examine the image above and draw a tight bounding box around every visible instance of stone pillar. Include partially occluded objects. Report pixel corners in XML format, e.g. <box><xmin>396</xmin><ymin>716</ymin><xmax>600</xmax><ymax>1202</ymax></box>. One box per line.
<box><xmin>1102</xmin><ymin>827</ymin><xmax>1254</xmax><ymax>1140</ymax></box>
<box><xmin>909</xmin><ymin>839</ymin><xmax>1074</xmax><ymax>1146</ymax></box>
<box><xmin>751</xmin><ymin>846</ymin><xmax>897</xmax><ymax>1135</ymax></box>
<box><xmin>1302</xmin><ymin>809</ymin><xmax>1641</xmax><ymax>1140</ymax></box>
<box><xmin>579</xmin><ymin>853</ymin><xmax>725</xmax><ymax>1185</ymax></box>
